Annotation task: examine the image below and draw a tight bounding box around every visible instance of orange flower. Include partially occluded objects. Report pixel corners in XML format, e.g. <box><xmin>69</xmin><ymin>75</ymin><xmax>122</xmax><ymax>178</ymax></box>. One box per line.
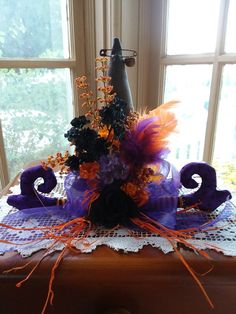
<box><xmin>96</xmin><ymin>76</ymin><xmax>112</xmax><ymax>83</ymax></box>
<box><xmin>79</xmin><ymin>162</ymin><xmax>100</xmax><ymax>180</ymax></box>
<box><xmin>95</xmin><ymin>56</ymin><xmax>109</xmax><ymax>62</ymax></box>
<box><xmin>97</xmin><ymin>95</ymin><xmax>115</xmax><ymax>103</ymax></box>
<box><xmin>79</xmin><ymin>92</ymin><xmax>93</xmax><ymax>99</ymax></box>
<box><xmin>98</xmin><ymin>126</ymin><xmax>109</xmax><ymax>138</ymax></box>
<box><xmin>122</xmin><ymin>182</ymin><xmax>138</xmax><ymax>197</ymax></box>
<box><xmin>122</xmin><ymin>182</ymin><xmax>149</xmax><ymax>207</ymax></box>
<box><xmin>75</xmin><ymin>76</ymin><xmax>88</xmax><ymax>89</ymax></box>
<box><xmin>96</xmin><ymin>65</ymin><xmax>109</xmax><ymax>71</ymax></box>
<box><xmin>97</xmin><ymin>86</ymin><xmax>114</xmax><ymax>93</ymax></box>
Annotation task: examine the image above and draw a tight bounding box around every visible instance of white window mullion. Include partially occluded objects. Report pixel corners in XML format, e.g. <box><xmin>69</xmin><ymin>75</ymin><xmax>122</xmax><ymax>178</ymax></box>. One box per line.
<box><xmin>70</xmin><ymin>0</ymin><xmax>87</xmax><ymax>116</ymax></box>
<box><xmin>203</xmin><ymin>0</ymin><xmax>230</xmax><ymax>163</ymax></box>
<box><xmin>218</xmin><ymin>54</ymin><xmax>236</xmax><ymax>63</ymax></box>
<box><xmin>0</xmin><ymin>120</ymin><xmax>9</xmax><ymax>189</ymax></box>
<box><xmin>0</xmin><ymin>60</ymin><xmax>76</xmax><ymax>68</ymax></box>
<box><xmin>158</xmin><ymin>0</ymin><xmax>168</xmax><ymax>105</ymax></box>
<box><xmin>203</xmin><ymin>62</ymin><xmax>223</xmax><ymax>163</ymax></box>
<box><xmin>136</xmin><ymin>0</ymin><xmax>152</xmax><ymax>111</ymax></box>
<box><xmin>83</xmin><ymin>0</ymin><xmax>97</xmax><ymax>95</ymax></box>
<box><xmin>110</xmin><ymin>0</ymin><xmax>122</xmax><ymax>41</ymax></box>
<box><xmin>161</xmin><ymin>54</ymin><xmax>215</xmax><ymax>65</ymax></box>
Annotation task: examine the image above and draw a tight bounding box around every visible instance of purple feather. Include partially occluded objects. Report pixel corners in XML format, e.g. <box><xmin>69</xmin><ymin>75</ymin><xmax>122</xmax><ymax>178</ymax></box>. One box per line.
<box><xmin>121</xmin><ymin>116</ymin><xmax>168</xmax><ymax>168</ymax></box>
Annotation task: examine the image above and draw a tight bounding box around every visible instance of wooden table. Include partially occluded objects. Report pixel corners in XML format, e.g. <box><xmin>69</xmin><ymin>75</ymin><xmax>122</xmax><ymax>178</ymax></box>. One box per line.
<box><xmin>0</xmin><ymin>168</ymin><xmax>236</xmax><ymax>314</ymax></box>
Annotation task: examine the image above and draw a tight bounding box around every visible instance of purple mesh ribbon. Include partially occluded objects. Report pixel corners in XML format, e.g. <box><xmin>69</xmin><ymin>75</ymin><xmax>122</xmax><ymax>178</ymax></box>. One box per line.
<box><xmin>63</xmin><ymin>171</ymin><xmax>92</xmax><ymax>217</ymax></box>
<box><xmin>137</xmin><ymin>162</ymin><xmax>179</xmax><ymax>229</ymax></box>
<box><xmin>176</xmin><ymin>202</ymin><xmax>233</xmax><ymax>231</ymax></box>
<box><xmin>62</xmin><ymin>161</ymin><xmax>180</xmax><ymax>229</ymax></box>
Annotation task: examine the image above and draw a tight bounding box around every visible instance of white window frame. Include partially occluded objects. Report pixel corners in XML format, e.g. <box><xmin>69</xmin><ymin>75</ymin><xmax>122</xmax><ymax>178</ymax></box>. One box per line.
<box><xmin>0</xmin><ymin>0</ymin><xmax>88</xmax><ymax>188</ymax></box>
<box><xmin>158</xmin><ymin>0</ymin><xmax>236</xmax><ymax>164</ymax></box>
<box><xmin>2</xmin><ymin>0</ymin><xmax>233</xmax><ymax>187</ymax></box>
<box><xmin>0</xmin><ymin>119</ymin><xmax>9</xmax><ymax>189</ymax></box>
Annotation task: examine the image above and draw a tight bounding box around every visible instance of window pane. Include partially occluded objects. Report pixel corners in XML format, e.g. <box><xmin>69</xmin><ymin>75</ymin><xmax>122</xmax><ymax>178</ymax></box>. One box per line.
<box><xmin>0</xmin><ymin>68</ymin><xmax>73</xmax><ymax>178</ymax></box>
<box><xmin>164</xmin><ymin>65</ymin><xmax>212</xmax><ymax>169</ymax></box>
<box><xmin>213</xmin><ymin>65</ymin><xmax>236</xmax><ymax>200</ymax></box>
<box><xmin>166</xmin><ymin>0</ymin><xmax>220</xmax><ymax>55</ymax></box>
<box><xmin>225</xmin><ymin>0</ymin><xmax>236</xmax><ymax>53</ymax></box>
<box><xmin>0</xmin><ymin>0</ymin><xmax>69</xmax><ymax>59</ymax></box>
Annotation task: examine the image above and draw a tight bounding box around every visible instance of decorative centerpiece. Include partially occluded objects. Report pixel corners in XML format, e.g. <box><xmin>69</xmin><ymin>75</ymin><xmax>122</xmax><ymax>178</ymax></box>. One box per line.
<box><xmin>0</xmin><ymin>38</ymin><xmax>233</xmax><ymax>314</ymax></box>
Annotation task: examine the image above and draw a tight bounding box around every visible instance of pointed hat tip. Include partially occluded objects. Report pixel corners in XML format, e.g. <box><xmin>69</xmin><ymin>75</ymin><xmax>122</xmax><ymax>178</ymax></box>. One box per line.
<box><xmin>111</xmin><ymin>38</ymin><xmax>122</xmax><ymax>55</ymax></box>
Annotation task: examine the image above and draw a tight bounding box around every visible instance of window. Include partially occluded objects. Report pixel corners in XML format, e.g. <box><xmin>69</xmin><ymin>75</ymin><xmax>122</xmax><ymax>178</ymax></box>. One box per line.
<box><xmin>159</xmin><ymin>0</ymin><xmax>236</xmax><ymax>197</ymax></box>
<box><xmin>0</xmin><ymin>0</ymin><xmax>85</xmax><ymax>181</ymax></box>
<box><xmin>1</xmin><ymin>0</ymin><xmax>235</xmax><ymax>199</ymax></box>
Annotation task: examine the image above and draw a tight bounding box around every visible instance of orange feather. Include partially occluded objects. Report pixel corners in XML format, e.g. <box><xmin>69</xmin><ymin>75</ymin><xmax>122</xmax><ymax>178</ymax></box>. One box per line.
<box><xmin>140</xmin><ymin>101</ymin><xmax>178</xmax><ymax>153</ymax></box>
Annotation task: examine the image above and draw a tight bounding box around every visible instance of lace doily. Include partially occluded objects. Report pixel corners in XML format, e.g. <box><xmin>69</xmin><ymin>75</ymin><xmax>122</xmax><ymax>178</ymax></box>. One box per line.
<box><xmin>0</xmin><ymin>172</ymin><xmax>236</xmax><ymax>257</ymax></box>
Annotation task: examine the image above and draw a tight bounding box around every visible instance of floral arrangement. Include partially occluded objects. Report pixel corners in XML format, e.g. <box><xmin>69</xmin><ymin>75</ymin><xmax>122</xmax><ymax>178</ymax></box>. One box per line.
<box><xmin>2</xmin><ymin>46</ymin><xmax>232</xmax><ymax>314</ymax></box>
<box><xmin>43</xmin><ymin>57</ymin><xmax>180</xmax><ymax>229</ymax></box>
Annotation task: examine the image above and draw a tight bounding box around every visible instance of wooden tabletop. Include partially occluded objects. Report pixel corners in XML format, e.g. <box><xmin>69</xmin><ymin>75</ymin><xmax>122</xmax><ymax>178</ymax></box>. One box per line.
<box><xmin>0</xmin><ymin>165</ymin><xmax>236</xmax><ymax>314</ymax></box>
<box><xmin>0</xmin><ymin>246</ymin><xmax>236</xmax><ymax>314</ymax></box>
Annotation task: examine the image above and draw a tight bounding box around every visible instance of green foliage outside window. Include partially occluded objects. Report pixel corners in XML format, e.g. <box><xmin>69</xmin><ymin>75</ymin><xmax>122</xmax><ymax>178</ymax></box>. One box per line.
<box><xmin>214</xmin><ymin>161</ymin><xmax>236</xmax><ymax>191</ymax></box>
<box><xmin>0</xmin><ymin>68</ymin><xmax>71</xmax><ymax>178</ymax></box>
<box><xmin>0</xmin><ymin>0</ymin><xmax>71</xmax><ymax>179</ymax></box>
<box><xmin>0</xmin><ymin>0</ymin><xmax>64</xmax><ymax>58</ymax></box>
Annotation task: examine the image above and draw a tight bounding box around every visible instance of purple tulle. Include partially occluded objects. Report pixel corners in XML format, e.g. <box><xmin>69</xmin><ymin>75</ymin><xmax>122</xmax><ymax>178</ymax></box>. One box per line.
<box><xmin>3</xmin><ymin>205</ymin><xmax>67</xmax><ymax>221</ymax></box>
<box><xmin>63</xmin><ymin>171</ymin><xmax>92</xmax><ymax>217</ymax></box>
<box><xmin>2</xmin><ymin>164</ymin><xmax>232</xmax><ymax>234</ymax></box>
<box><xmin>176</xmin><ymin>202</ymin><xmax>233</xmax><ymax>231</ymax></box>
<box><xmin>140</xmin><ymin>164</ymin><xmax>180</xmax><ymax>229</ymax></box>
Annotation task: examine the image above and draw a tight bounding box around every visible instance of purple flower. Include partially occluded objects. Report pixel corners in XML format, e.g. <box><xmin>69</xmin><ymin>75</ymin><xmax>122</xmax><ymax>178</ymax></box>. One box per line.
<box><xmin>98</xmin><ymin>154</ymin><xmax>129</xmax><ymax>185</ymax></box>
<box><xmin>99</xmin><ymin>172</ymin><xmax>114</xmax><ymax>185</ymax></box>
<box><xmin>99</xmin><ymin>155</ymin><xmax>115</xmax><ymax>172</ymax></box>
